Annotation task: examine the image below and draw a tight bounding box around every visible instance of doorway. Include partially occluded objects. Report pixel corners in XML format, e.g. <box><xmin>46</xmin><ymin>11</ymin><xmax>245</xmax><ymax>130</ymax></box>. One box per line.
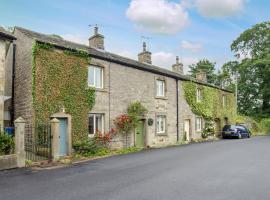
<box><xmin>58</xmin><ymin>118</ymin><xmax>68</xmax><ymax>156</ymax></box>
<box><xmin>135</xmin><ymin>120</ymin><xmax>144</xmax><ymax>148</ymax></box>
<box><xmin>184</xmin><ymin>119</ymin><xmax>191</xmax><ymax>141</ymax></box>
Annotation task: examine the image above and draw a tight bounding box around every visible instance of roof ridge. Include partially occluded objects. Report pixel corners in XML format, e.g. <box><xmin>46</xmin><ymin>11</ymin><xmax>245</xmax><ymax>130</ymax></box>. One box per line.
<box><xmin>14</xmin><ymin>26</ymin><xmax>232</xmax><ymax>93</ymax></box>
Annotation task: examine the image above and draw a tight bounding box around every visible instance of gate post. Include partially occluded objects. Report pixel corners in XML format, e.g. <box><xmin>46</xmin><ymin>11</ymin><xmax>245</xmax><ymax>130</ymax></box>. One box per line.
<box><xmin>51</xmin><ymin>118</ymin><xmax>60</xmax><ymax>161</ymax></box>
<box><xmin>14</xmin><ymin>117</ymin><xmax>26</xmax><ymax>168</ymax></box>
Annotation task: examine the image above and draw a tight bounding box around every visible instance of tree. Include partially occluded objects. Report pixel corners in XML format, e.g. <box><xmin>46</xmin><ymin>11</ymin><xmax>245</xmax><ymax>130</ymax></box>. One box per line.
<box><xmin>225</xmin><ymin>21</ymin><xmax>270</xmax><ymax>117</ymax></box>
<box><xmin>231</xmin><ymin>21</ymin><xmax>270</xmax><ymax>58</ymax></box>
<box><xmin>188</xmin><ymin>59</ymin><xmax>219</xmax><ymax>85</ymax></box>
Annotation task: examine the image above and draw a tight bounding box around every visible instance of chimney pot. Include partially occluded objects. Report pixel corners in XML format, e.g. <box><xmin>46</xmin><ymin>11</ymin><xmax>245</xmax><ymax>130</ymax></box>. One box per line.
<box><xmin>196</xmin><ymin>70</ymin><xmax>207</xmax><ymax>82</ymax></box>
<box><xmin>172</xmin><ymin>56</ymin><xmax>184</xmax><ymax>74</ymax></box>
<box><xmin>89</xmin><ymin>25</ymin><xmax>104</xmax><ymax>50</ymax></box>
<box><xmin>138</xmin><ymin>42</ymin><xmax>152</xmax><ymax>64</ymax></box>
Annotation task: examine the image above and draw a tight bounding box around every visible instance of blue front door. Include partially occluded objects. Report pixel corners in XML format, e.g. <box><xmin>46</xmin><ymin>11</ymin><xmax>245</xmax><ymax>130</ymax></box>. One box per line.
<box><xmin>59</xmin><ymin>118</ymin><xmax>68</xmax><ymax>156</ymax></box>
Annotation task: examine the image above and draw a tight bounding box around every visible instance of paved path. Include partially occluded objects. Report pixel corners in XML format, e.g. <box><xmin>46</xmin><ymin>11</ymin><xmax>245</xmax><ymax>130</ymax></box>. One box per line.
<box><xmin>1</xmin><ymin>136</ymin><xmax>270</xmax><ymax>200</ymax></box>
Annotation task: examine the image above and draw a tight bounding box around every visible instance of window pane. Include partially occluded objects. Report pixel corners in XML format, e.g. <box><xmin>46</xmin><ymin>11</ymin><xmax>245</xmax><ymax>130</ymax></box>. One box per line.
<box><xmin>88</xmin><ymin>115</ymin><xmax>94</xmax><ymax>134</ymax></box>
<box><xmin>157</xmin><ymin>116</ymin><xmax>166</xmax><ymax>134</ymax></box>
<box><xmin>156</xmin><ymin>80</ymin><xmax>165</xmax><ymax>97</ymax></box>
<box><xmin>95</xmin><ymin>67</ymin><xmax>102</xmax><ymax>88</ymax></box>
<box><xmin>95</xmin><ymin>114</ymin><xmax>103</xmax><ymax>133</ymax></box>
<box><xmin>88</xmin><ymin>66</ymin><xmax>95</xmax><ymax>86</ymax></box>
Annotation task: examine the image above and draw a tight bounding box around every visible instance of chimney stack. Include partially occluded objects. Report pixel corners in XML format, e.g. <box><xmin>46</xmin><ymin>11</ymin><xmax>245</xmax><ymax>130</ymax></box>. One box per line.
<box><xmin>172</xmin><ymin>56</ymin><xmax>184</xmax><ymax>74</ymax></box>
<box><xmin>196</xmin><ymin>70</ymin><xmax>207</xmax><ymax>82</ymax></box>
<box><xmin>138</xmin><ymin>42</ymin><xmax>152</xmax><ymax>64</ymax></box>
<box><xmin>89</xmin><ymin>25</ymin><xmax>104</xmax><ymax>50</ymax></box>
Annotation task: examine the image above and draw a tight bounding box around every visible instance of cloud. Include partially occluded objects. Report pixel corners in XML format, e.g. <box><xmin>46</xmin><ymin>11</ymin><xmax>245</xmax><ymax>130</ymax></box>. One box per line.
<box><xmin>195</xmin><ymin>0</ymin><xmax>246</xmax><ymax>18</ymax></box>
<box><xmin>181</xmin><ymin>40</ymin><xmax>203</xmax><ymax>53</ymax></box>
<box><xmin>152</xmin><ymin>51</ymin><xmax>198</xmax><ymax>74</ymax></box>
<box><xmin>126</xmin><ymin>0</ymin><xmax>189</xmax><ymax>34</ymax></box>
<box><xmin>61</xmin><ymin>33</ymin><xmax>88</xmax><ymax>45</ymax></box>
<box><xmin>152</xmin><ymin>51</ymin><xmax>175</xmax><ymax>68</ymax></box>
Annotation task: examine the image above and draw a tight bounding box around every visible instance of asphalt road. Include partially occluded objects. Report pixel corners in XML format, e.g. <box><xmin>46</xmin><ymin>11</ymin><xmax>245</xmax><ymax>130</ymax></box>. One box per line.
<box><xmin>1</xmin><ymin>136</ymin><xmax>270</xmax><ymax>200</ymax></box>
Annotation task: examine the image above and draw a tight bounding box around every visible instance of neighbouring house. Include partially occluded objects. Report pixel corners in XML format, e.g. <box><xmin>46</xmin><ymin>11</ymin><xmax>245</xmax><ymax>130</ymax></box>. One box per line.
<box><xmin>0</xmin><ymin>28</ymin><xmax>16</xmax><ymax>129</ymax></box>
<box><xmin>9</xmin><ymin>26</ymin><xmax>236</xmax><ymax>150</ymax></box>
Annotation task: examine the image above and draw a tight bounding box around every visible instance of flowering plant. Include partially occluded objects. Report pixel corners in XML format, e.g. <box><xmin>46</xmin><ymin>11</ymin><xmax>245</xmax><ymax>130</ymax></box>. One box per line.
<box><xmin>96</xmin><ymin>128</ymin><xmax>116</xmax><ymax>145</ymax></box>
<box><xmin>114</xmin><ymin>114</ymin><xmax>134</xmax><ymax>133</ymax></box>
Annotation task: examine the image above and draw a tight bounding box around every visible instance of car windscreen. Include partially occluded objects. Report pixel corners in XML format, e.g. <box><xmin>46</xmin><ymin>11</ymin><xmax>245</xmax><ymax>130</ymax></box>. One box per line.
<box><xmin>223</xmin><ymin>125</ymin><xmax>236</xmax><ymax>131</ymax></box>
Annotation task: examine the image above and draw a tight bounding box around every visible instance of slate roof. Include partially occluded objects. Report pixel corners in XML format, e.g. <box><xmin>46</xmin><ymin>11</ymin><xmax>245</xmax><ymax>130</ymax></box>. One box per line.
<box><xmin>0</xmin><ymin>27</ymin><xmax>16</xmax><ymax>40</ymax></box>
<box><xmin>15</xmin><ymin>26</ymin><xmax>232</xmax><ymax>93</ymax></box>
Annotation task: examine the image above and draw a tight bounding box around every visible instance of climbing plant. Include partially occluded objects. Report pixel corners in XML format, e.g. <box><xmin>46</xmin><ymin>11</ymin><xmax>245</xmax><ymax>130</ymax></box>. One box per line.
<box><xmin>182</xmin><ymin>81</ymin><xmax>236</xmax><ymax>124</ymax></box>
<box><xmin>32</xmin><ymin>41</ymin><xmax>95</xmax><ymax>141</ymax></box>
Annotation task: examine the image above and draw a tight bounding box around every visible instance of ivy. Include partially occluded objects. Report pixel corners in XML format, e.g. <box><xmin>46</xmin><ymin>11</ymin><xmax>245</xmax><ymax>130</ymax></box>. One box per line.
<box><xmin>182</xmin><ymin>81</ymin><xmax>236</xmax><ymax>124</ymax></box>
<box><xmin>32</xmin><ymin>42</ymin><xmax>95</xmax><ymax>141</ymax></box>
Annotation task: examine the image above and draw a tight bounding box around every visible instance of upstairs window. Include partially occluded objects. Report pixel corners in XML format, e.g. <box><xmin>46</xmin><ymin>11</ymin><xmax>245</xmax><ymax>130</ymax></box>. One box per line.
<box><xmin>156</xmin><ymin>115</ymin><xmax>166</xmax><ymax>135</ymax></box>
<box><xmin>196</xmin><ymin>88</ymin><xmax>202</xmax><ymax>102</ymax></box>
<box><xmin>88</xmin><ymin>65</ymin><xmax>103</xmax><ymax>88</ymax></box>
<box><xmin>156</xmin><ymin>79</ymin><xmax>165</xmax><ymax>97</ymax></box>
<box><xmin>88</xmin><ymin>113</ymin><xmax>104</xmax><ymax>136</ymax></box>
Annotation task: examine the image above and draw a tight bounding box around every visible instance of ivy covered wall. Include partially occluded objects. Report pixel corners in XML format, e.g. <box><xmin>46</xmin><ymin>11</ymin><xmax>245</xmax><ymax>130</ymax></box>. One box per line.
<box><xmin>32</xmin><ymin>42</ymin><xmax>95</xmax><ymax>141</ymax></box>
<box><xmin>182</xmin><ymin>81</ymin><xmax>236</xmax><ymax>124</ymax></box>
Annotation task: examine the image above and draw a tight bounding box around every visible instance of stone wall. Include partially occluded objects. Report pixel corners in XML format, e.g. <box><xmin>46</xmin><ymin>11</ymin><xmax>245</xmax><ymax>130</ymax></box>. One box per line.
<box><xmin>90</xmin><ymin>57</ymin><xmax>178</xmax><ymax>148</ymax></box>
<box><xmin>4</xmin><ymin>43</ymin><xmax>14</xmax><ymax>126</ymax></box>
<box><xmin>13</xmin><ymin>29</ymin><xmax>34</xmax><ymax>124</ymax></box>
<box><xmin>0</xmin><ymin>40</ymin><xmax>6</xmax><ymax>129</ymax></box>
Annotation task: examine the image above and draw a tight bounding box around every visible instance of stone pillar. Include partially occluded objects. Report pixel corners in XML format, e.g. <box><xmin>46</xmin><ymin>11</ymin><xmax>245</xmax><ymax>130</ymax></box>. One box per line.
<box><xmin>14</xmin><ymin>117</ymin><xmax>26</xmax><ymax>168</ymax></box>
<box><xmin>50</xmin><ymin>118</ymin><xmax>60</xmax><ymax>161</ymax></box>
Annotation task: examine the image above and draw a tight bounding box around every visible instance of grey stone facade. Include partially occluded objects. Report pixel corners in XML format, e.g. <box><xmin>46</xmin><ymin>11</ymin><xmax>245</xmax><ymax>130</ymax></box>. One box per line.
<box><xmin>0</xmin><ymin>28</ymin><xmax>16</xmax><ymax>128</ymax></box>
<box><xmin>11</xmin><ymin>27</ymin><xmax>236</xmax><ymax>148</ymax></box>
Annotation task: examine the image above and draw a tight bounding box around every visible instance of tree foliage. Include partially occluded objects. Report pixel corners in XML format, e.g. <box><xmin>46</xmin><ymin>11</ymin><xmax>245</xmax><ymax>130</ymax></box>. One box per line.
<box><xmin>221</xmin><ymin>21</ymin><xmax>270</xmax><ymax>117</ymax></box>
<box><xmin>188</xmin><ymin>59</ymin><xmax>219</xmax><ymax>85</ymax></box>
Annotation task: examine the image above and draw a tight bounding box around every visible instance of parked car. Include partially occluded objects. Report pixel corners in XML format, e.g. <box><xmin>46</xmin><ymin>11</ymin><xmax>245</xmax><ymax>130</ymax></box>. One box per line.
<box><xmin>222</xmin><ymin>125</ymin><xmax>251</xmax><ymax>139</ymax></box>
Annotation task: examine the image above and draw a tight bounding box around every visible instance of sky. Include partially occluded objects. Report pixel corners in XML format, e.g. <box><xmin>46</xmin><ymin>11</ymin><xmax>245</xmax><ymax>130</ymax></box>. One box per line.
<box><xmin>0</xmin><ymin>0</ymin><xmax>269</xmax><ymax>73</ymax></box>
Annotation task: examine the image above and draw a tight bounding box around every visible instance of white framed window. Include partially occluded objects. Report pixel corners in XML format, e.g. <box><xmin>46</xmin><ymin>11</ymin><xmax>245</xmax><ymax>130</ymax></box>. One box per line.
<box><xmin>222</xmin><ymin>95</ymin><xmax>227</xmax><ymax>107</ymax></box>
<box><xmin>156</xmin><ymin>115</ymin><xmax>166</xmax><ymax>134</ymax></box>
<box><xmin>88</xmin><ymin>65</ymin><xmax>103</xmax><ymax>88</ymax></box>
<box><xmin>196</xmin><ymin>88</ymin><xmax>202</xmax><ymax>102</ymax></box>
<box><xmin>88</xmin><ymin>113</ymin><xmax>104</xmax><ymax>135</ymax></box>
<box><xmin>156</xmin><ymin>79</ymin><xmax>165</xmax><ymax>97</ymax></box>
<box><xmin>195</xmin><ymin>117</ymin><xmax>203</xmax><ymax>132</ymax></box>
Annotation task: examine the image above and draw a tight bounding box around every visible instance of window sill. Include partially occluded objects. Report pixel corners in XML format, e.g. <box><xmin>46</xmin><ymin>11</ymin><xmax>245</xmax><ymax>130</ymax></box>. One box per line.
<box><xmin>156</xmin><ymin>133</ymin><xmax>168</xmax><ymax>136</ymax></box>
<box><xmin>155</xmin><ymin>96</ymin><xmax>168</xmax><ymax>100</ymax></box>
<box><xmin>91</xmin><ymin>87</ymin><xmax>108</xmax><ymax>93</ymax></box>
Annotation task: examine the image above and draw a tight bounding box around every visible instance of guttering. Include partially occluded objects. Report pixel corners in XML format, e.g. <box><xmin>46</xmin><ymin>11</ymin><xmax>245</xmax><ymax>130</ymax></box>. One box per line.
<box><xmin>11</xmin><ymin>43</ymin><xmax>16</xmax><ymax>125</ymax></box>
<box><xmin>176</xmin><ymin>79</ymin><xmax>179</xmax><ymax>142</ymax></box>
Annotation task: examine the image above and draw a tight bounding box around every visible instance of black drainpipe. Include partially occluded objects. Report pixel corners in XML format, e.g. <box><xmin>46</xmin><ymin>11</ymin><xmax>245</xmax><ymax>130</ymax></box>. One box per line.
<box><xmin>10</xmin><ymin>43</ymin><xmax>16</xmax><ymax>125</ymax></box>
<box><xmin>176</xmin><ymin>79</ymin><xmax>179</xmax><ymax>142</ymax></box>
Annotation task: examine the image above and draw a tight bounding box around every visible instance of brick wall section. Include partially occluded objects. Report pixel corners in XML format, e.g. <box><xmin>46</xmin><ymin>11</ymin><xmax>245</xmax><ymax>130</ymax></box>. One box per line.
<box><xmin>13</xmin><ymin>30</ymin><xmax>34</xmax><ymax>123</ymax></box>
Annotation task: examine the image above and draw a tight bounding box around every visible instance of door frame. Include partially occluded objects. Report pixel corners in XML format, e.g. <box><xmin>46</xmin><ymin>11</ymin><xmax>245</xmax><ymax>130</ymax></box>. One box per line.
<box><xmin>184</xmin><ymin>119</ymin><xmax>191</xmax><ymax>141</ymax></box>
<box><xmin>134</xmin><ymin>119</ymin><xmax>146</xmax><ymax>148</ymax></box>
<box><xmin>51</xmin><ymin>112</ymin><xmax>72</xmax><ymax>156</ymax></box>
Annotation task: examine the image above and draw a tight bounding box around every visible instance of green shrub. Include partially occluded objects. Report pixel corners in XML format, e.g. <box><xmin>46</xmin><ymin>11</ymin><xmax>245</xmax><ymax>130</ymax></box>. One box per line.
<box><xmin>73</xmin><ymin>135</ymin><xmax>110</xmax><ymax>157</ymax></box>
<box><xmin>115</xmin><ymin>146</ymin><xmax>141</xmax><ymax>154</ymax></box>
<box><xmin>259</xmin><ymin>118</ymin><xmax>270</xmax><ymax>134</ymax></box>
<box><xmin>0</xmin><ymin>133</ymin><xmax>15</xmax><ymax>155</ymax></box>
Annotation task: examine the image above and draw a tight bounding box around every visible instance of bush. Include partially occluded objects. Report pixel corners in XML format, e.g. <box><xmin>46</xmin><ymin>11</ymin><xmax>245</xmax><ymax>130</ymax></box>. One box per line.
<box><xmin>73</xmin><ymin>129</ymin><xmax>116</xmax><ymax>157</ymax></box>
<box><xmin>0</xmin><ymin>133</ymin><xmax>15</xmax><ymax>155</ymax></box>
<box><xmin>259</xmin><ymin>118</ymin><xmax>270</xmax><ymax>134</ymax></box>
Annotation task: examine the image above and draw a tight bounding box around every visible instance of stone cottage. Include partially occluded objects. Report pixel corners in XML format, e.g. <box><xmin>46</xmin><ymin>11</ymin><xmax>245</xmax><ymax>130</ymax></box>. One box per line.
<box><xmin>0</xmin><ymin>28</ymin><xmax>16</xmax><ymax>129</ymax></box>
<box><xmin>10</xmin><ymin>26</ymin><xmax>236</xmax><ymax>149</ymax></box>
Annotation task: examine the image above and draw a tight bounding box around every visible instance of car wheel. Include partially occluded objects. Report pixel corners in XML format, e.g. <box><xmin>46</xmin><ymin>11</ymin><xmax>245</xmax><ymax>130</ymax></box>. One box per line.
<box><xmin>247</xmin><ymin>134</ymin><xmax>250</xmax><ymax>138</ymax></box>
